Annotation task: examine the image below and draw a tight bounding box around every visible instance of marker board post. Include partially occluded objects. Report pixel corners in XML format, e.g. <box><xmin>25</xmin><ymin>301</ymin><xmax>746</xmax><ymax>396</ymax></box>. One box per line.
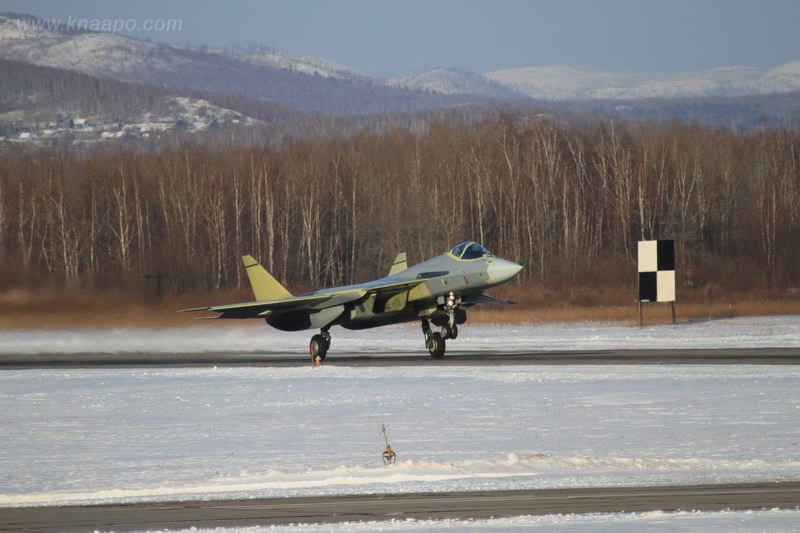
<box><xmin>637</xmin><ymin>240</ymin><xmax>676</xmax><ymax>327</ymax></box>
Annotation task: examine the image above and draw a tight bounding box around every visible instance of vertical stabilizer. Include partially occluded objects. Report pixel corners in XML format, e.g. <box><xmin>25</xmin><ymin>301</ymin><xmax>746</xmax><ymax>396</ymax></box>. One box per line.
<box><xmin>388</xmin><ymin>252</ymin><xmax>408</xmax><ymax>276</ymax></box>
<box><xmin>242</xmin><ymin>255</ymin><xmax>292</xmax><ymax>301</ymax></box>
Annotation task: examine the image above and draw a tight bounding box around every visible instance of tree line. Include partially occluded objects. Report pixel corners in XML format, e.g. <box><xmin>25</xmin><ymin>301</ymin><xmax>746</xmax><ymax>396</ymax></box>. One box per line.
<box><xmin>1</xmin><ymin>116</ymin><xmax>799</xmax><ymax>296</ymax></box>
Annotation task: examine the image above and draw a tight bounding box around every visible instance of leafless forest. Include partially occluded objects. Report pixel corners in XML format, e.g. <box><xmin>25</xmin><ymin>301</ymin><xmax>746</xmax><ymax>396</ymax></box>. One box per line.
<box><xmin>1</xmin><ymin>116</ymin><xmax>799</xmax><ymax>302</ymax></box>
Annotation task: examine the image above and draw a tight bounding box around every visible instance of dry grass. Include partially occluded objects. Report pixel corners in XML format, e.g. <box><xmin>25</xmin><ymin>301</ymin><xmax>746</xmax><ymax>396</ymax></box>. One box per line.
<box><xmin>0</xmin><ymin>289</ymin><xmax>238</xmax><ymax>330</ymax></box>
<box><xmin>1</xmin><ymin>286</ymin><xmax>799</xmax><ymax>330</ymax></box>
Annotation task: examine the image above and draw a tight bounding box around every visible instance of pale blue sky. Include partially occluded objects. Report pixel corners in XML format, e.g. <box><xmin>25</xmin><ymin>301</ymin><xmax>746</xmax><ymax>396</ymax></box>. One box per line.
<box><xmin>3</xmin><ymin>0</ymin><xmax>799</xmax><ymax>75</ymax></box>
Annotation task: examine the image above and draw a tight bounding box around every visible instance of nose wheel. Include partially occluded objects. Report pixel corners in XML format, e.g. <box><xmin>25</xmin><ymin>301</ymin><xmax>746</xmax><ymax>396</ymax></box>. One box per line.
<box><xmin>441</xmin><ymin>292</ymin><xmax>459</xmax><ymax>341</ymax></box>
<box><xmin>441</xmin><ymin>323</ymin><xmax>458</xmax><ymax>340</ymax></box>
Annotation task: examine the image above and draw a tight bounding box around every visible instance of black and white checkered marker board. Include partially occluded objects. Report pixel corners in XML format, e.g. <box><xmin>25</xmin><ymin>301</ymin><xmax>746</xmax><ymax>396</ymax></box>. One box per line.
<box><xmin>638</xmin><ymin>240</ymin><xmax>675</xmax><ymax>302</ymax></box>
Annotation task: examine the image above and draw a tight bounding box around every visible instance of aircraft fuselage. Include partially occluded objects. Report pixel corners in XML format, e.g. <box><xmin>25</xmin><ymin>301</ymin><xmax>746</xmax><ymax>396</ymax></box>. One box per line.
<box><xmin>288</xmin><ymin>248</ymin><xmax>521</xmax><ymax>331</ymax></box>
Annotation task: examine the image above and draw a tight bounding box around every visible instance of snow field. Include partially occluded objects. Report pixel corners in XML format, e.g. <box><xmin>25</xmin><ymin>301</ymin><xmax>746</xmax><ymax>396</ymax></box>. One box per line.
<box><xmin>157</xmin><ymin>508</ymin><xmax>800</xmax><ymax>532</ymax></box>
<box><xmin>2</xmin><ymin>317</ymin><xmax>799</xmax><ymax>530</ymax></box>
<box><xmin>1</xmin><ymin>363</ymin><xmax>798</xmax><ymax>507</ymax></box>
<box><xmin>1</xmin><ymin>315</ymin><xmax>799</xmax><ymax>355</ymax></box>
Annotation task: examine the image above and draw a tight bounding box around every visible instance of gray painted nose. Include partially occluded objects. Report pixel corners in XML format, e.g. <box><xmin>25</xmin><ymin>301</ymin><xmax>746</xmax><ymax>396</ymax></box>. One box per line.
<box><xmin>487</xmin><ymin>259</ymin><xmax>523</xmax><ymax>283</ymax></box>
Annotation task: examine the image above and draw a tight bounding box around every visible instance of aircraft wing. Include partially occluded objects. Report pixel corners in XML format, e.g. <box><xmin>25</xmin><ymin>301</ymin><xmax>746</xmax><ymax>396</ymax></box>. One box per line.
<box><xmin>180</xmin><ymin>277</ymin><xmax>431</xmax><ymax>322</ymax></box>
<box><xmin>180</xmin><ymin>290</ymin><xmax>367</xmax><ymax>319</ymax></box>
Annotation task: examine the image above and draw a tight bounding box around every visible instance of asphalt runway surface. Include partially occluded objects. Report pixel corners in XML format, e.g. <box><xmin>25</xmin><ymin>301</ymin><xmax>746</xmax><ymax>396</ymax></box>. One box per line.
<box><xmin>1</xmin><ymin>347</ymin><xmax>799</xmax><ymax>368</ymax></box>
<box><xmin>2</xmin><ymin>482</ymin><xmax>799</xmax><ymax>532</ymax></box>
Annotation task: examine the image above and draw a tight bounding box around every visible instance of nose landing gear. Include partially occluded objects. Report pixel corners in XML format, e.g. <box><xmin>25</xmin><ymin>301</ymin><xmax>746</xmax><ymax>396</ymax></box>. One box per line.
<box><xmin>440</xmin><ymin>292</ymin><xmax>459</xmax><ymax>340</ymax></box>
<box><xmin>441</xmin><ymin>323</ymin><xmax>458</xmax><ymax>340</ymax></box>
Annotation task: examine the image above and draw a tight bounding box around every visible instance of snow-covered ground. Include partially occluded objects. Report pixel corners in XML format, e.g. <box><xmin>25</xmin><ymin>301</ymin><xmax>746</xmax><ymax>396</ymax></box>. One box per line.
<box><xmin>163</xmin><ymin>509</ymin><xmax>800</xmax><ymax>532</ymax></box>
<box><xmin>2</xmin><ymin>317</ymin><xmax>799</xmax><ymax>530</ymax></box>
<box><xmin>2</xmin><ymin>364</ymin><xmax>799</xmax><ymax>506</ymax></box>
<box><xmin>1</xmin><ymin>315</ymin><xmax>799</xmax><ymax>355</ymax></box>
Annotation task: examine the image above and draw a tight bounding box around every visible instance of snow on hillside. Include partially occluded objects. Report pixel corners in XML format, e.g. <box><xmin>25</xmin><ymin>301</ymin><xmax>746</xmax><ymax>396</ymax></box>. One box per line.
<box><xmin>0</xmin><ymin>13</ymin><xmax>366</xmax><ymax>87</ymax></box>
<box><xmin>0</xmin><ymin>14</ymin><xmax>194</xmax><ymax>77</ymax></box>
<box><xmin>5</xmin><ymin>12</ymin><xmax>800</xmax><ymax>104</ymax></box>
<box><xmin>133</xmin><ymin>95</ymin><xmax>261</xmax><ymax>133</ymax></box>
<box><xmin>485</xmin><ymin>63</ymin><xmax>800</xmax><ymax>100</ymax></box>
<box><xmin>208</xmin><ymin>49</ymin><xmax>368</xmax><ymax>80</ymax></box>
<box><xmin>387</xmin><ymin>67</ymin><xmax>518</xmax><ymax>97</ymax></box>
<box><xmin>0</xmin><ymin>92</ymin><xmax>261</xmax><ymax>146</ymax></box>
<box><xmin>760</xmin><ymin>61</ymin><xmax>800</xmax><ymax>93</ymax></box>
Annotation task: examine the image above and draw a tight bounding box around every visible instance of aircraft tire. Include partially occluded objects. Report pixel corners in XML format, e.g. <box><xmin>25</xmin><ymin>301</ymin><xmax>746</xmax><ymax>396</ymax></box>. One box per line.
<box><xmin>441</xmin><ymin>324</ymin><xmax>458</xmax><ymax>340</ymax></box>
<box><xmin>310</xmin><ymin>335</ymin><xmax>329</xmax><ymax>360</ymax></box>
<box><xmin>428</xmin><ymin>332</ymin><xmax>445</xmax><ymax>359</ymax></box>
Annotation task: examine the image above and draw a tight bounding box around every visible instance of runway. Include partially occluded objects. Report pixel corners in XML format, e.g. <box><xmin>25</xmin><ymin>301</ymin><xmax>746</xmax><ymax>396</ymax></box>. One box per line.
<box><xmin>1</xmin><ymin>347</ymin><xmax>799</xmax><ymax>368</ymax></box>
<box><xmin>2</xmin><ymin>482</ymin><xmax>798</xmax><ymax>531</ymax></box>
<box><xmin>3</xmin><ymin>348</ymin><xmax>798</xmax><ymax>530</ymax></box>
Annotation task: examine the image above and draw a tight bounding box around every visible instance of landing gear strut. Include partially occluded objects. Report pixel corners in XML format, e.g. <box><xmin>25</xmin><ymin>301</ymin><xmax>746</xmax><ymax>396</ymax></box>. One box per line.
<box><xmin>310</xmin><ymin>328</ymin><xmax>331</xmax><ymax>361</ymax></box>
<box><xmin>441</xmin><ymin>292</ymin><xmax>459</xmax><ymax>340</ymax></box>
<box><xmin>422</xmin><ymin>318</ymin><xmax>445</xmax><ymax>359</ymax></box>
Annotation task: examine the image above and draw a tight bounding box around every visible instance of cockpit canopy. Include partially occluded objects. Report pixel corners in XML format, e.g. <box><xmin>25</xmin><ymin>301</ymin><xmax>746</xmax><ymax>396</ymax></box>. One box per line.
<box><xmin>450</xmin><ymin>241</ymin><xmax>494</xmax><ymax>260</ymax></box>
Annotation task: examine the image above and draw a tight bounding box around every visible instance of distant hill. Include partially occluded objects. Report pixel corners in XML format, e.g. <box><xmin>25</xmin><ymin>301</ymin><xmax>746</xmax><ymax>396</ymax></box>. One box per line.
<box><xmin>386</xmin><ymin>68</ymin><xmax>519</xmax><ymax>97</ymax></box>
<box><xmin>0</xmin><ymin>13</ymin><xmax>506</xmax><ymax>115</ymax></box>
<box><xmin>2</xmin><ymin>12</ymin><xmax>800</xmax><ymax>131</ymax></box>
<box><xmin>485</xmin><ymin>63</ymin><xmax>800</xmax><ymax>100</ymax></box>
<box><xmin>0</xmin><ymin>58</ymin><xmax>308</xmax><ymax>144</ymax></box>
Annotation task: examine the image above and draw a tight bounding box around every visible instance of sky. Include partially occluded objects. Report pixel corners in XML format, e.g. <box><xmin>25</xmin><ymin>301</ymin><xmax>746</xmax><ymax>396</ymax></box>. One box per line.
<box><xmin>2</xmin><ymin>0</ymin><xmax>799</xmax><ymax>76</ymax></box>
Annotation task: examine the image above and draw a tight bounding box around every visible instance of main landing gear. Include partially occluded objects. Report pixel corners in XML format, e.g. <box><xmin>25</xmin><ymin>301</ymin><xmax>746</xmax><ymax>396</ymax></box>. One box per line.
<box><xmin>310</xmin><ymin>328</ymin><xmax>331</xmax><ymax>361</ymax></box>
<box><xmin>421</xmin><ymin>318</ymin><xmax>445</xmax><ymax>359</ymax></box>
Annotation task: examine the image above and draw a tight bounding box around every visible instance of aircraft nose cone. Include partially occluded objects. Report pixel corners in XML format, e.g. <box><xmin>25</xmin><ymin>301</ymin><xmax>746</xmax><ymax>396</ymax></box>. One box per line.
<box><xmin>488</xmin><ymin>259</ymin><xmax>523</xmax><ymax>283</ymax></box>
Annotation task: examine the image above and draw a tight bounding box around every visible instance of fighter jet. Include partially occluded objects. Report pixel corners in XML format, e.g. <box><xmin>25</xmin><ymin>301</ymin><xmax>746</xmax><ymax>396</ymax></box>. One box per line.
<box><xmin>181</xmin><ymin>242</ymin><xmax>522</xmax><ymax>359</ymax></box>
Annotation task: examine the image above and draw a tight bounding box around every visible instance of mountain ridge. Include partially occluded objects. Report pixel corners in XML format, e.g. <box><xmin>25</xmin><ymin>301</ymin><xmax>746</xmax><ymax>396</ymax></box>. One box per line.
<box><xmin>5</xmin><ymin>11</ymin><xmax>800</xmax><ymax>108</ymax></box>
<box><xmin>0</xmin><ymin>12</ymin><xmax>505</xmax><ymax>115</ymax></box>
<box><xmin>386</xmin><ymin>67</ymin><xmax>519</xmax><ymax>97</ymax></box>
<box><xmin>485</xmin><ymin>62</ymin><xmax>800</xmax><ymax>100</ymax></box>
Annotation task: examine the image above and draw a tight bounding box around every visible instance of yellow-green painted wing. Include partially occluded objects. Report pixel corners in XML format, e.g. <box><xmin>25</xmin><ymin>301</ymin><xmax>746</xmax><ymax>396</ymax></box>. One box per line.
<box><xmin>180</xmin><ymin>290</ymin><xmax>366</xmax><ymax>319</ymax></box>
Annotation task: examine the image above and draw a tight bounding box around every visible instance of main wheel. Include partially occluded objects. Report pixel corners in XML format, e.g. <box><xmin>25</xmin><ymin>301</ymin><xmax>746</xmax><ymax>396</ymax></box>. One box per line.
<box><xmin>427</xmin><ymin>332</ymin><xmax>446</xmax><ymax>359</ymax></box>
<box><xmin>450</xmin><ymin>324</ymin><xmax>458</xmax><ymax>340</ymax></box>
<box><xmin>310</xmin><ymin>334</ymin><xmax>329</xmax><ymax>360</ymax></box>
